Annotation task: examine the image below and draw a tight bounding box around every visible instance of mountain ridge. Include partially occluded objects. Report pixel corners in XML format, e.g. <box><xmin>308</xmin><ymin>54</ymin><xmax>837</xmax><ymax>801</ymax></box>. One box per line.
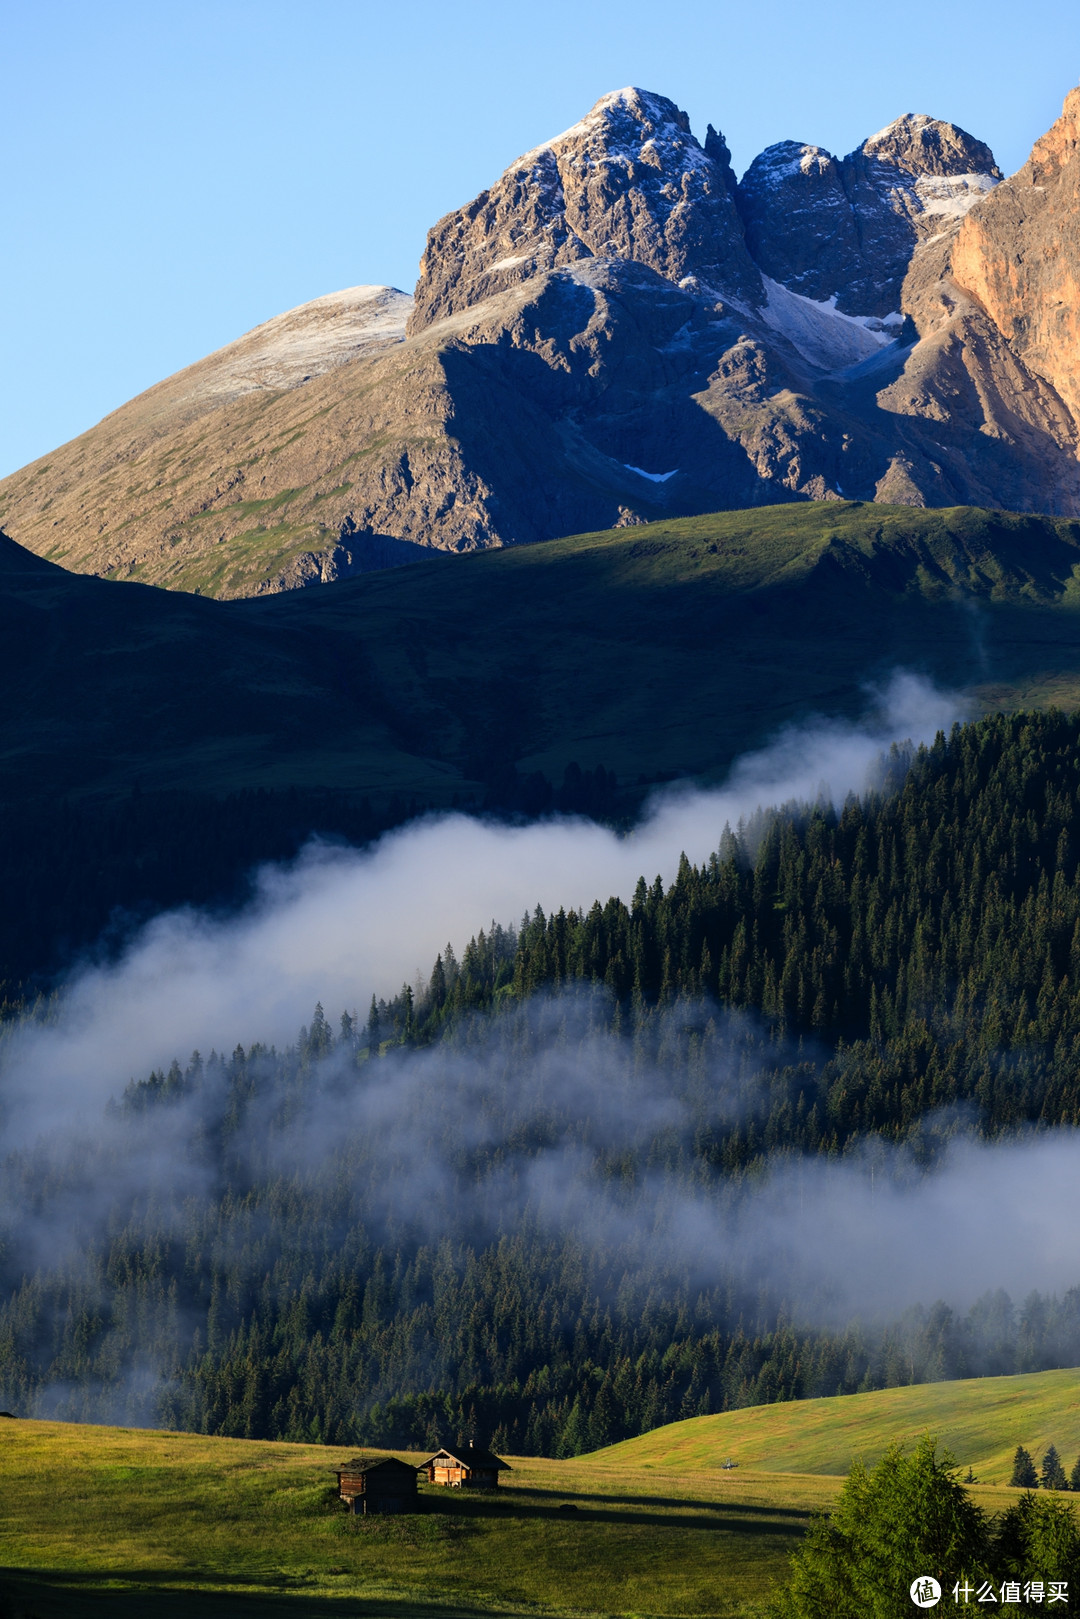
<box><xmin>2</xmin><ymin>86</ymin><xmax>1079</xmax><ymax>596</ymax></box>
<box><xmin>5</xmin><ymin>501</ymin><xmax>1080</xmax><ymax>815</ymax></box>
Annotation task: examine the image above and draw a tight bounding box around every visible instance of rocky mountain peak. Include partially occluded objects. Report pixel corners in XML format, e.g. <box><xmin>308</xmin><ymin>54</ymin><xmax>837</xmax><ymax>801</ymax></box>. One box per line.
<box><xmin>1029</xmin><ymin>84</ymin><xmax>1080</xmax><ymax>176</ymax></box>
<box><xmin>859</xmin><ymin>113</ymin><xmax>1001</xmax><ymax>180</ymax></box>
<box><xmin>737</xmin><ymin>142</ymin><xmax>858</xmax><ymax>307</ymax></box>
<box><xmin>737</xmin><ymin>113</ymin><xmax>1001</xmax><ymax>317</ymax></box>
<box><xmin>703</xmin><ymin>123</ymin><xmax>738</xmax><ymax>195</ymax></box>
<box><xmin>407</xmin><ymin>87</ymin><xmax>761</xmax><ymax>334</ymax></box>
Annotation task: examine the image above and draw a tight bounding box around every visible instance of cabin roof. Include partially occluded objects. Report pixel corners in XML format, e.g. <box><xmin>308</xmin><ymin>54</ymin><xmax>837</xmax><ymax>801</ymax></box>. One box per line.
<box><xmin>335</xmin><ymin>1455</ymin><xmax>417</xmax><ymax>1475</ymax></box>
<box><xmin>420</xmin><ymin>1446</ymin><xmax>510</xmax><ymax>1471</ymax></box>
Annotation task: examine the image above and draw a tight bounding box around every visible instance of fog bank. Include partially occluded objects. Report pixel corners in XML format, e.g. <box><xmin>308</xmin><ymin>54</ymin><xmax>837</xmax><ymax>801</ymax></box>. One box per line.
<box><xmin>0</xmin><ymin>672</ymin><xmax>962</xmax><ymax>1140</ymax></box>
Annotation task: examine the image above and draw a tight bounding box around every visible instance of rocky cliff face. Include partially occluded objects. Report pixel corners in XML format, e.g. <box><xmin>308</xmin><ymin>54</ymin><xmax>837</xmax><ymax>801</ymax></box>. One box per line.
<box><xmin>949</xmin><ymin>88</ymin><xmax>1080</xmax><ymax>425</ymax></box>
<box><xmin>737</xmin><ymin>115</ymin><xmax>1001</xmax><ymax>315</ymax></box>
<box><xmin>1</xmin><ymin>84</ymin><xmax>1078</xmax><ymax>597</ymax></box>
<box><xmin>408</xmin><ymin>88</ymin><xmax>762</xmax><ymax>333</ymax></box>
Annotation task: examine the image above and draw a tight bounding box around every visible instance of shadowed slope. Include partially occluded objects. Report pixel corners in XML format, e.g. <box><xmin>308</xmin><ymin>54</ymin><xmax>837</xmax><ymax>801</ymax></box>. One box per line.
<box><xmin>7</xmin><ymin>502</ymin><xmax>1080</xmax><ymax>812</ymax></box>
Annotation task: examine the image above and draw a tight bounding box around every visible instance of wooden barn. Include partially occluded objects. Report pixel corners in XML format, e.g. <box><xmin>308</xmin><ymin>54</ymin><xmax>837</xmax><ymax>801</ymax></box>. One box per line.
<box><xmin>335</xmin><ymin>1456</ymin><xmax>419</xmax><ymax>1514</ymax></box>
<box><xmin>420</xmin><ymin>1446</ymin><xmax>510</xmax><ymax>1490</ymax></box>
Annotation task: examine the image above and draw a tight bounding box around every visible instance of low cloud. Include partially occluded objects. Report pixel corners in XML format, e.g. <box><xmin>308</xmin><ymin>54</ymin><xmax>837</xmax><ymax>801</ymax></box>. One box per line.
<box><xmin>5</xmin><ymin>988</ymin><xmax>1080</xmax><ymax>1358</ymax></box>
<box><xmin>0</xmin><ymin>670</ymin><xmax>964</xmax><ymax>1143</ymax></box>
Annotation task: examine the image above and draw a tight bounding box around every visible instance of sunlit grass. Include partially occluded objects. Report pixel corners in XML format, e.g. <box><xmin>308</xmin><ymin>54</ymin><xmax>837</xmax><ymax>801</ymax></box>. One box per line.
<box><xmin>0</xmin><ymin>1419</ymin><xmax>833</xmax><ymax>1618</ymax></box>
<box><xmin>6</xmin><ymin>1373</ymin><xmax>1080</xmax><ymax>1618</ymax></box>
<box><xmin>588</xmin><ymin>1366</ymin><xmax>1080</xmax><ymax>1485</ymax></box>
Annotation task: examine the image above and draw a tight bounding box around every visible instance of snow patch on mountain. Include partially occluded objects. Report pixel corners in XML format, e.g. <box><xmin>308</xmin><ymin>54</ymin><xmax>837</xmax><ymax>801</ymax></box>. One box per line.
<box><xmin>760</xmin><ymin>276</ymin><xmax>901</xmax><ymax>371</ymax></box>
<box><xmin>863</xmin><ymin>112</ymin><xmax>938</xmax><ymax>149</ymax></box>
<box><xmin>741</xmin><ymin>142</ymin><xmax>835</xmax><ymax>186</ymax></box>
<box><xmin>625</xmin><ymin>464</ymin><xmax>679</xmax><ymax>482</ymax></box>
<box><xmin>914</xmin><ymin>171</ymin><xmax>999</xmax><ymax>217</ymax></box>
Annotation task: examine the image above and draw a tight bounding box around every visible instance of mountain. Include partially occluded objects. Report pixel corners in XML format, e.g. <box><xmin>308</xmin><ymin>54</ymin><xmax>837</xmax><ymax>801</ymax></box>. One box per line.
<box><xmin>0</xmin><ymin>286</ymin><xmax>433</xmax><ymax>598</ymax></box>
<box><xmin>1</xmin><ymin>87</ymin><xmax>1079</xmax><ymax>597</ymax></box>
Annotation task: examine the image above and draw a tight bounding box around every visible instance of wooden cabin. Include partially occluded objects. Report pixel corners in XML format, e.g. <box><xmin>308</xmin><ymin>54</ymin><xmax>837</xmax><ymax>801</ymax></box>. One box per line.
<box><xmin>335</xmin><ymin>1456</ymin><xmax>418</xmax><ymax>1515</ymax></box>
<box><xmin>420</xmin><ymin>1446</ymin><xmax>510</xmax><ymax>1489</ymax></box>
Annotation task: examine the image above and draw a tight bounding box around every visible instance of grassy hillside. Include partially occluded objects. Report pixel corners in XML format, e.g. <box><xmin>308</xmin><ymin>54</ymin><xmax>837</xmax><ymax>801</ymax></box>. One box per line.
<box><xmin>6</xmin><ymin>499</ymin><xmax>1080</xmax><ymax>812</ymax></box>
<box><xmin>4</xmin><ymin>1372</ymin><xmax>1076</xmax><ymax>1618</ymax></box>
<box><xmin>592</xmin><ymin>1368</ymin><xmax>1080</xmax><ymax>1485</ymax></box>
<box><xmin>251</xmin><ymin>500</ymin><xmax>1080</xmax><ymax>795</ymax></box>
<box><xmin>0</xmin><ymin>1420</ymin><xmax>840</xmax><ymax>1619</ymax></box>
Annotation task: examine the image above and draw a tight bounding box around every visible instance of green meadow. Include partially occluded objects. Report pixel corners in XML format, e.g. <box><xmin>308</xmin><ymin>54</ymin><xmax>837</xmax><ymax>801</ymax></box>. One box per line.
<box><xmin>595</xmin><ymin>1367</ymin><xmax>1080</xmax><ymax>1483</ymax></box>
<box><xmin>0</xmin><ymin>1422</ymin><xmax>834</xmax><ymax>1619</ymax></box>
<box><xmin>4</xmin><ymin>1370</ymin><xmax>1080</xmax><ymax>1619</ymax></box>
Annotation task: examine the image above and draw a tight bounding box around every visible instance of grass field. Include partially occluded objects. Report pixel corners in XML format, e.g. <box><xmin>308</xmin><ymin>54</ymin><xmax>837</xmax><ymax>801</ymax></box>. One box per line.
<box><xmin>4</xmin><ymin>1371</ymin><xmax>1080</xmax><ymax>1618</ymax></box>
<box><xmin>0</xmin><ymin>1421</ymin><xmax>838</xmax><ymax>1619</ymax></box>
<box><xmin>593</xmin><ymin>1367</ymin><xmax>1080</xmax><ymax>1484</ymax></box>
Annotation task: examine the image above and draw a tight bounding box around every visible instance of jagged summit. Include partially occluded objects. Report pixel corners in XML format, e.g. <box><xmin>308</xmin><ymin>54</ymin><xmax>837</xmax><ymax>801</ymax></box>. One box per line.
<box><xmin>407</xmin><ymin>87</ymin><xmax>760</xmax><ymax>333</ymax></box>
<box><xmin>515</xmin><ymin>87</ymin><xmax>703</xmax><ymax>166</ymax></box>
<box><xmin>737</xmin><ymin>115</ymin><xmax>1001</xmax><ymax>314</ymax></box>
<box><xmin>743</xmin><ymin>143</ymin><xmax>836</xmax><ymax>183</ymax></box>
<box><xmin>861</xmin><ymin>112</ymin><xmax>1001</xmax><ymax>178</ymax></box>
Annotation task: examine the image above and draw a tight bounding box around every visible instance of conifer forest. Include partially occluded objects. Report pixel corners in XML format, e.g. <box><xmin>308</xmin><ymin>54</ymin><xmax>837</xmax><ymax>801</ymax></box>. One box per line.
<box><xmin>5</xmin><ymin>711</ymin><xmax>1080</xmax><ymax>1454</ymax></box>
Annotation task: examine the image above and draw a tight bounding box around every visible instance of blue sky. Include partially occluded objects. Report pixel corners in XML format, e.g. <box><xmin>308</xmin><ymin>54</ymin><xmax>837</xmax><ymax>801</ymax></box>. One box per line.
<box><xmin>2</xmin><ymin>0</ymin><xmax>1076</xmax><ymax>479</ymax></box>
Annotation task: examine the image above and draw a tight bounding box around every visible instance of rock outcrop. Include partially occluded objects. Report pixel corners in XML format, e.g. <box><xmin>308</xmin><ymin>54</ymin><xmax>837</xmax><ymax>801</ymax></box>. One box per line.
<box><xmin>408</xmin><ymin>88</ymin><xmax>762</xmax><ymax>332</ymax></box>
<box><xmin>949</xmin><ymin>88</ymin><xmax>1080</xmax><ymax>425</ymax></box>
<box><xmin>1</xmin><ymin>84</ymin><xmax>1078</xmax><ymax>597</ymax></box>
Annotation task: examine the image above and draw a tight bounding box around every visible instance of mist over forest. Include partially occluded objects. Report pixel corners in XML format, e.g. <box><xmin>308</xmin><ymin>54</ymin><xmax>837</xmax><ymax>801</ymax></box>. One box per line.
<box><xmin>4</xmin><ymin>692</ymin><xmax>1080</xmax><ymax>1452</ymax></box>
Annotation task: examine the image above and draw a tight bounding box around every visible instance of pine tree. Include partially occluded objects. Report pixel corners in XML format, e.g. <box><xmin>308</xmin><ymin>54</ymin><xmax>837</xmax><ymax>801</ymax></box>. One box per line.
<box><xmin>1041</xmin><ymin>1444</ymin><xmax>1067</xmax><ymax>1491</ymax></box>
<box><xmin>1011</xmin><ymin>1446</ymin><xmax>1039</xmax><ymax>1488</ymax></box>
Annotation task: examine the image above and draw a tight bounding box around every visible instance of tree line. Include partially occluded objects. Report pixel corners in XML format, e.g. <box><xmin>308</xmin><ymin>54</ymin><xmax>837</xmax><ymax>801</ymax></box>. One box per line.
<box><xmin>1010</xmin><ymin>1445</ymin><xmax>1080</xmax><ymax>1490</ymax></box>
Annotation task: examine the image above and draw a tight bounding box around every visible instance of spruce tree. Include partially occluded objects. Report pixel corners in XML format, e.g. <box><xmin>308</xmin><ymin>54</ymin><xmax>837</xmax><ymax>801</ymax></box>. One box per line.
<box><xmin>1071</xmin><ymin>1455</ymin><xmax>1080</xmax><ymax>1492</ymax></box>
<box><xmin>1011</xmin><ymin>1446</ymin><xmax>1038</xmax><ymax>1488</ymax></box>
<box><xmin>1041</xmin><ymin>1444</ymin><xmax>1067</xmax><ymax>1491</ymax></box>
<box><xmin>994</xmin><ymin>1490</ymin><xmax>1080</xmax><ymax>1587</ymax></box>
